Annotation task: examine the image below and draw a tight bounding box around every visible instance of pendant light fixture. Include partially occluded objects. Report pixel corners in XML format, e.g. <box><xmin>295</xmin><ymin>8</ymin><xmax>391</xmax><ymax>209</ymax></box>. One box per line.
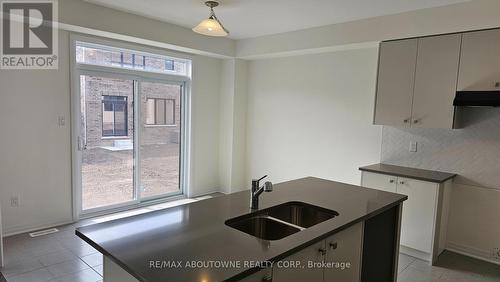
<box><xmin>192</xmin><ymin>1</ymin><xmax>229</xmax><ymax>37</ymax></box>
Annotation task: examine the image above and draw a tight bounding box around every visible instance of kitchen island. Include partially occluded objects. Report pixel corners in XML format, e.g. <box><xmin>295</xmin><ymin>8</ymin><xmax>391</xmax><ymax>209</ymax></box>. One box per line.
<box><xmin>76</xmin><ymin>177</ymin><xmax>407</xmax><ymax>282</ymax></box>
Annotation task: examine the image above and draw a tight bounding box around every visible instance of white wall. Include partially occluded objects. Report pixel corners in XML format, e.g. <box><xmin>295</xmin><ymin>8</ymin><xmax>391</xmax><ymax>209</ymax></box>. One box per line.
<box><xmin>60</xmin><ymin>0</ymin><xmax>235</xmax><ymax>58</ymax></box>
<box><xmin>245</xmin><ymin>48</ymin><xmax>382</xmax><ymax>185</ymax></box>
<box><xmin>237</xmin><ymin>0</ymin><xmax>500</xmax><ymax>58</ymax></box>
<box><xmin>219</xmin><ymin>59</ymin><xmax>248</xmax><ymax>193</ymax></box>
<box><xmin>0</xmin><ymin>32</ymin><xmax>73</xmax><ymax>235</ymax></box>
<box><xmin>0</xmin><ymin>31</ymin><xmax>224</xmax><ymax>235</ymax></box>
<box><xmin>188</xmin><ymin>55</ymin><xmax>223</xmax><ymax>197</ymax></box>
<box><xmin>219</xmin><ymin>60</ymin><xmax>236</xmax><ymax>193</ymax></box>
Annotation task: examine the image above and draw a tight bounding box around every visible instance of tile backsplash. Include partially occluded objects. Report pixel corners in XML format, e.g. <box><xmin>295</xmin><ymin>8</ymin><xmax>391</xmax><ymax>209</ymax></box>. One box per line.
<box><xmin>381</xmin><ymin>107</ymin><xmax>500</xmax><ymax>189</ymax></box>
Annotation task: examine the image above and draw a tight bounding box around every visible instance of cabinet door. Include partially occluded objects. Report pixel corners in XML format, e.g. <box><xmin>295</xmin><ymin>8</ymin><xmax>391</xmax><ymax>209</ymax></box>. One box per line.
<box><xmin>324</xmin><ymin>222</ymin><xmax>363</xmax><ymax>282</ymax></box>
<box><xmin>458</xmin><ymin>29</ymin><xmax>500</xmax><ymax>91</ymax></box>
<box><xmin>396</xmin><ymin>178</ymin><xmax>438</xmax><ymax>253</ymax></box>
<box><xmin>361</xmin><ymin>172</ymin><xmax>397</xmax><ymax>193</ymax></box>
<box><xmin>374</xmin><ymin>39</ymin><xmax>417</xmax><ymax>127</ymax></box>
<box><xmin>273</xmin><ymin>241</ymin><xmax>325</xmax><ymax>282</ymax></box>
<box><xmin>239</xmin><ymin>268</ymin><xmax>272</xmax><ymax>282</ymax></box>
<box><xmin>412</xmin><ymin>34</ymin><xmax>461</xmax><ymax>129</ymax></box>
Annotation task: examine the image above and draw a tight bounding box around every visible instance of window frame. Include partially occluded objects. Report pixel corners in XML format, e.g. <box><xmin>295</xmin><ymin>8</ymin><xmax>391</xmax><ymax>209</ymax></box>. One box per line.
<box><xmin>101</xmin><ymin>95</ymin><xmax>129</xmax><ymax>137</ymax></box>
<box><xmin>145</xmin><ymin>97</ymin><xmax>176</xmax><ymax>126</ymax></box>
<box><xmin>76</xmin><ymin>41</ymin><xmax>191</xmax><ymax>77</ymax></box>
<box><xmin>70</xmin><ymin>33</ymin><xmax>193</xmax><ymax>220</ymax></box>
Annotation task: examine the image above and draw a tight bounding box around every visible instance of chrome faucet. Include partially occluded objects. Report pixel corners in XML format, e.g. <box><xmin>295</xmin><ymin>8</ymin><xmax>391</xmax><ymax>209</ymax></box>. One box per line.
<box><xmin>250</xmin><ymin>175</ymin><xmax>273</xmax><ymax>210</ymax></box>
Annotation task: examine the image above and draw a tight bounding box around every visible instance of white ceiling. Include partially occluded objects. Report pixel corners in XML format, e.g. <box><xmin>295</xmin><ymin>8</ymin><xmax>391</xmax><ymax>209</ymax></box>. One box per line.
<box><xmin>85</xmin><ymin>0</ymin><xmax>471</xmax><ymax>39</ymax></box>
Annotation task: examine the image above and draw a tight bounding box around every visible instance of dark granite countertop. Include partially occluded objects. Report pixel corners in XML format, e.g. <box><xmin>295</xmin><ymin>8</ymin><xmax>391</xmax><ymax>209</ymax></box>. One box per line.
<box><xmin>76</xmin><ymin>177</ymin><xmax>407</xmax><ymax>282</ymax></box>
<box><xmin>359</xmin><ymin>164</ymin><xmax>456</xmax><ymax>183</ymax></box>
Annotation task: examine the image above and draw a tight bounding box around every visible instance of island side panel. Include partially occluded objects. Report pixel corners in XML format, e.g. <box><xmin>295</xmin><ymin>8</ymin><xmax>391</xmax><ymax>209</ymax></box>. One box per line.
<box><xmin>104</xmin><ymin>257</ymin><xmax>140</xmax><ymax>282</ymax></box>
<box><xmin>360</xmin><ymin>204</ymin><xmax>402</xmax><ymax>282</ymax></box>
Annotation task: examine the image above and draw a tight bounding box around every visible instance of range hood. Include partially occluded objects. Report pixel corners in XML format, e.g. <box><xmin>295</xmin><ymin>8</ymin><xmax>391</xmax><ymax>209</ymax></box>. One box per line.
<box><xmin>453</xmin><ymin>91</ymin><xmax>500</xmax><ymax>107</ymax></box>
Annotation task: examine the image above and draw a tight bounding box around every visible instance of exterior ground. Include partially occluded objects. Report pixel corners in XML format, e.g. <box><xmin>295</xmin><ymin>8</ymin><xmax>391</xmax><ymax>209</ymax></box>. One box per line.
<box><xmin>82</xmin><ymin>143</ymin><xmax>180</xmax><ymax>210</ymax></box>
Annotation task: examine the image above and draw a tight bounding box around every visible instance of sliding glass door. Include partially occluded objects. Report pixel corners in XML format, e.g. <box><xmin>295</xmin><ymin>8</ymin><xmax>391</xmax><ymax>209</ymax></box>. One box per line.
<box><xmin>79</xmin><ymin>75</ymin><xmax>136</xmax><ymax>210</ymax></box>
<box><xmin>77</xmin><ymin>74</ymin><xmax>185</xmax><ymax>214</ymax></box>
<box><xmin>139</xmin><ymin>81</ymin><xmax>183</xmax><ymax>199</ymax></box>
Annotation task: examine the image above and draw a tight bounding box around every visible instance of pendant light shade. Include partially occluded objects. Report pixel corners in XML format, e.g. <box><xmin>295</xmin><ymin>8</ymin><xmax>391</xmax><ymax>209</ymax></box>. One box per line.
<box><xmin>193</xmin><ymin>1</ymin><xmax>229</xmax><ymax>37</ymax></box>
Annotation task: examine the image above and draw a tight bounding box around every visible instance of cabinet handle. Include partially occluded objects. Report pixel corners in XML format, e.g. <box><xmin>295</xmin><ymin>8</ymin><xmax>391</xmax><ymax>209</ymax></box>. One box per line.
<box><xmin>399</xmin><ymin>181</ymin><xmax>405</xmax><ymax>185</ymax></box>
<box><xmin>262</xmin><ymin>275</ymin><xmax>272</xmax><ymax>282</ymax></box>
<box><xmin>495</xmin><ymin>82</ymin><xmax>500</xmax><ymax>88</ymax></box>
<box><xmin>329</xmin><ymin>242</ymin><xmax>338</xmax><ymax>250</ymax></box>
<box><xmin>403</xmin><ymin>119</ymin><xmax>409</xmax><ymax>123</ymax></box>
<box><xmin>413</xmin><ymin>119</ymin><xmax>420</xmax><ymax>124</ymax></box>
<box><xmin>389</xmin><ymin>179</ymin><xmax>395</xmax><ymax>183</ymax></box>
<box><xmin>318</xmin><ymin>248</ymin><xmax>327</xmax><ymax>256</ymax></box>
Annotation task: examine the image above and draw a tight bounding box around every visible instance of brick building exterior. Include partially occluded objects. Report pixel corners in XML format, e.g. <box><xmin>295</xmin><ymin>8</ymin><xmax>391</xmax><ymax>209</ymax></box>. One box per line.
<box><xmin>78</xmin><ymin>48</ymin><xmax>182</xmax><ymax>148</ymax></box>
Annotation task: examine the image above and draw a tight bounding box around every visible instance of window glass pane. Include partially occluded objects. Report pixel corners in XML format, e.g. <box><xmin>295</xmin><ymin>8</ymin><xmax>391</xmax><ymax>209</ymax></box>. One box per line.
<box><xmin>165</xmin><ymin>99</ymin><xmax>175</xmax><ymax>125</ymax></box>
<box><xmin>146</xmin><ymin>99</ymin><xmax>155</xmax><ymax>125</ymax></box>
<box><xmin>114</xmin><ymin>103</ymin><xmax>127</xmax><ymax>136</ymax></box>
<box><xmin>165</xmin><ymin>60</ymin><xmax>174</xmax><ymax>71</ymax></box>
<box><xmin>145</xmin><ymin>57</ymin><xmax>165</xmax><ymax>72</ymax></box>
<box><xmin>140</xmin><ymin>82</ymin><xmax>182</xmax><ymax>198</ymax></box>
<box><xmin>76</xmin><ymin>42</ymin><xmax>190</xmax><ymax>76</ymax></box>
<box><xmin>122</xmin><ymin>53</ymin><xmax>133</xmax><ymax>68</ymax></box>
<box><xmin>110</xmin><ymin>52</ymin><xmax>122</xmax><ymax>66</ymax></box>
<box><xmin>102</xmin><ymin>103</ymin><xmax>114</xmax><ymax>136</ymax></box>
<box><xmin>80</xmin><ymin>76</ymin><xmax>135</xmax><ymax>210</ymax></box>
<box><xmin>102</xmin><ymin>96</ymin><xmax>128</xmax><ymax>137</ymax></box>
<box><xmin>155</xmin><ymin>99</ymin><xmax>166</xmax><ymax>125</ymax></box>
<box><xmin>135</xmin><ymin>55</ymin><xmax>145</xmax><ymax>68</ymax></box>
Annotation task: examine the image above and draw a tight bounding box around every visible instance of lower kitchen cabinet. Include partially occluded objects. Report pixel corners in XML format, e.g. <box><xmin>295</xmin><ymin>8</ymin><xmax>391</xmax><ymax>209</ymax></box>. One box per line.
<box><xmin>273</xmin><ymin>222</ymin><xmax>363</xmax><ymax>282</ymax></box>
<box><xmin>324</xmin><ymin>222</ymin><xmax>363</xmax><ymax>282</ymax></box>
<box><xmin>361</xmin><ymin>171</ymin><xmax>452</xmax><ymax>264</ymax></box>
<box><xmin>397</xmin><ymin>178</ymin><xmax>437</xmax><ymax>253</ymax></box>
<box><xmin>272</xmin><ymin>240</ymin><xmax>325</xmax><ymax>282</ymax></box>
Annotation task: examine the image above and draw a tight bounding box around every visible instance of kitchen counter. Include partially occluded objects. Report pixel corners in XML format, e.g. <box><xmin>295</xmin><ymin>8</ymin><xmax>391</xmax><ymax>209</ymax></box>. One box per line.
<box><xmin>76</xmin><ymin>177</ymin><xmax>407</xmax><ymax>282</ymax></box>
<box><xmin>359</xmin><ymin>163</ymin><xmax>456</xmax><ymax>183</ymax></box>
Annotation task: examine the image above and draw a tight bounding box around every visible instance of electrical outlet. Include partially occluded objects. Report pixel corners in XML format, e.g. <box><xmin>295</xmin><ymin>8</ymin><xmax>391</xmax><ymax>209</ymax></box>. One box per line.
<box><xmin>409</xmin><ymin>141</ymin><xmax>418</xmax><ymax>153</ymax></box>
<box><xmin>10</xmin><ymin>196</ymin><xmax>19</xmax><ymax>207</ymax></box>
<box><xmin>494</xmin><ymin>248</ymin><xmax>500</xmax><ymax>260</ymax></box>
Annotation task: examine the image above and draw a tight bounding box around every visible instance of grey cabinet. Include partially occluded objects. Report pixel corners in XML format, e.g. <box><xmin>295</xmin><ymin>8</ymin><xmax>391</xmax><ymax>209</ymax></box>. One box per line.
<box><xmin>324</xmin><ymin>222</ymin><xmax>363</xmax><ymax>282</ymax></box>
<box><xmin>273</xmin><ymin>223</ymin><xmax>363</xmax><ymax>282</ymax></box>
<box><xmin>412</xmin><ymin>34</ymin><xmax>461</xmax><ymax>129</ymax></box>
<box><xmin>272</xmin><ymin>240</ymin><xmax>325</xmax><ymax>282</ymax></box>
<box><xmin>458</xmin><ymin>29</ymin><xmax>500</xmax><ymax>91</ymax></box>
<box><xmin>374</xmin><ymin>39</ymin><xmax>417</xmax><ymax>127</ymax></box>
<box><xmin>374</xmin><ymin>34</ymin><xmax>461</xmax><ymax>129</ymax></box>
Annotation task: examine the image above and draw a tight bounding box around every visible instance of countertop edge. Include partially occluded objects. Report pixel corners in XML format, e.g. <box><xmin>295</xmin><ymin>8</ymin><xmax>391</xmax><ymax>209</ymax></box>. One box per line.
<box><xmin>76</xmin><ymin>195</ymin><xmax>408</xmax><ymax>282</ymax></box>
<box><xmin>359</xmin><ymin>166</ymin><xmax>457</xmax><ymax>184</ymax></box>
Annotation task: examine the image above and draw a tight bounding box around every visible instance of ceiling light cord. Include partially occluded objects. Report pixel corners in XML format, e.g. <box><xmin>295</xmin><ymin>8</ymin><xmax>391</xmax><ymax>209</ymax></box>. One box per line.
<box><xmin>209</xmin><ymin>8</ymin><xmax>229</xmax><ymax>34</ymax></box>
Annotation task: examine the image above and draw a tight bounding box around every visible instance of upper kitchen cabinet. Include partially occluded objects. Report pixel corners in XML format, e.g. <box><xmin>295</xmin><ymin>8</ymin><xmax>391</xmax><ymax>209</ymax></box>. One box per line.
<box><xmin>458</xmin><ymin>29</ymin><xmax>500</xmax><ymax>91</ymax></box>
<box><xmin>374</xmin><ymin>34</ymin><xmax>461</xmax><ymax>129</ymax></box>
<box><xmin>374</xmin><ymin>39</ymin><xmax>417</xmax><ymax>127</ymax></box>
<box><xmin>412</xmin><ymin>34</ymin><xmax>461</xmax><ymax>129</ymax></box>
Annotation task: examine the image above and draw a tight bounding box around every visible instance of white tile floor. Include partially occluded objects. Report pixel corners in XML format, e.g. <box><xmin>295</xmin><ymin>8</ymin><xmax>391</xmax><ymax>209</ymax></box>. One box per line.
<box><xmin>0</xmin><ymin>194</ymin><xmax>222</xmax><ymax>282</ymax></box>
<box><xmin>1</xmin><ymin>193</ymin><xmax>499</xmax><ymax>282</ymax></box>
<box><xmin>397</xmin><ymin>252</ymin><xmax>500</xmax><ymax>282</ymax></box>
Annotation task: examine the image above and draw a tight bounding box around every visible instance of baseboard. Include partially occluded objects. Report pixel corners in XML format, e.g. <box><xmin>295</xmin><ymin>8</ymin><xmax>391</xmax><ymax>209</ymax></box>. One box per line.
<box><xmin>4</xmin><ymin>219</ymin><xmax>75</xmax><ymax>237</ymax></box>
<box><xmin>446</xmin><ymin>241</ymin><xmax>500</xmax><ymax>266</ymax></box>
<box><xmin>4</xmin><ymin>192</ymin><xmax>226</xmax><ymax>237</ymax></box>
<box><xmin>399</xmin><ymin>245</ymin><xmax>431</xmax><ymax>262</ymax></box>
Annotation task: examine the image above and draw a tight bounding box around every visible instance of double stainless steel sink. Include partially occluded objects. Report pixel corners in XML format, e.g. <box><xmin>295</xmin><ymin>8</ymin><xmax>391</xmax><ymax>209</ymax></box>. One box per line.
<box><xmin>225</xmin><ymin>202</ymin><xmax>339</xmax><ymax>240</ymax></box>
